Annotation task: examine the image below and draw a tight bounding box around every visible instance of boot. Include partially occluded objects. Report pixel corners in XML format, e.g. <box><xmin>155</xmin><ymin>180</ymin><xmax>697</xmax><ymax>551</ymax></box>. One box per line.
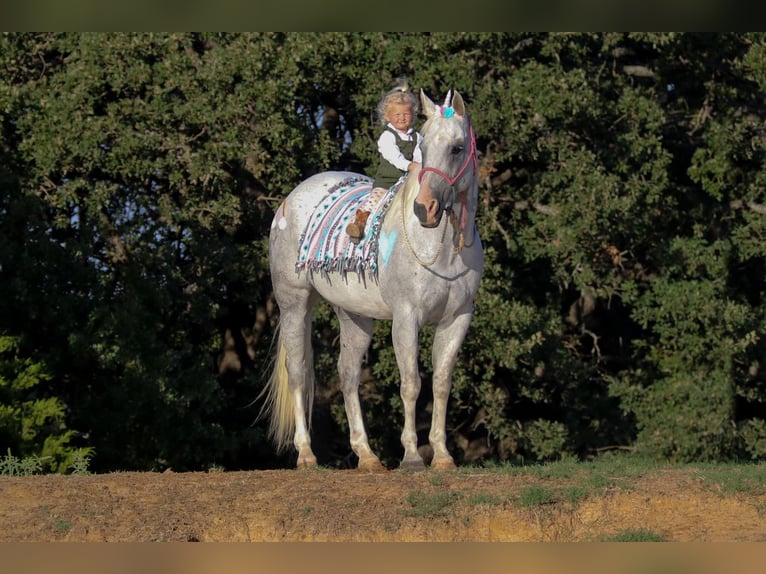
<box><xmin>346</xmin><ymin>209</ymin><xmax>370</xmax><ymax>244</ymax></box>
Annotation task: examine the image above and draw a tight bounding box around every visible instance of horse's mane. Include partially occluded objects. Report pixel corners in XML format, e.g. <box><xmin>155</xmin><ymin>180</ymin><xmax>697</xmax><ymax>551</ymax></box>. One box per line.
<box><xmin>385</xmin><ymin>166</ymin><xmax>421</xmax><ymax>224</ymax></box>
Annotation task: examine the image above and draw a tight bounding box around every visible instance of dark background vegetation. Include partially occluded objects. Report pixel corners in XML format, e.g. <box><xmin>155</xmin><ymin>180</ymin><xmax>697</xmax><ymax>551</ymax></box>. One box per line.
<box><xmin>2</xmin><ymin>33</ymin><xmax>765</xmax><ymax>472</ymax></box>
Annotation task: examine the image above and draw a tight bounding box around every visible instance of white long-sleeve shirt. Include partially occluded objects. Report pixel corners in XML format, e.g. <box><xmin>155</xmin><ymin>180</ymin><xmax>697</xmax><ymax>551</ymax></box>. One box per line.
<box><xmin>377</xmin><ymin>124</ymin><xmax>423</xmax><ymax>171</ymax></box>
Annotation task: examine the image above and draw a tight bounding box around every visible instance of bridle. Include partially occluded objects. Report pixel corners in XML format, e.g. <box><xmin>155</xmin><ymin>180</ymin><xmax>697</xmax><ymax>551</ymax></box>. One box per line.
<box><xmin>416</xmin><ymin>121</ymin><xmax>478</xmax><ymax>252</ymax></box>
<box><xmin>417</xmin><ymin>123</ymin><xmax>477</xmax><ymax>191</ymax></box>
<box><xmin>403</xmin><ymin>116</ymin><xmax>478</xmax><ymax>265</ymax></box>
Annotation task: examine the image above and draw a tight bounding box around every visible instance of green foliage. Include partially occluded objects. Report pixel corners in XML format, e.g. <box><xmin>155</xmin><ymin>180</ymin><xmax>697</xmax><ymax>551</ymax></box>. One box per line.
<box><xmin>739</xmin><ymin>419</ymin><xmax>766</xmax><ymax>460</ymax></box>
<box><xmin>0</xmin><ymin>336</ymin><xmax>92</xmax><ymax>473</ymax></box>
<box><xmin>2</xmin><ymin>33</ymin><xmax>766</xmax><ymax>471</ymax></box>
<box><xmin>611</xmin><ymin>237</ymin><xmax>760</xmax><ymax>461</ymax></box>
<box><xmin>68</xmin><ymin>451</ymin><xmax>93</xmax><ymax>475</ymax></box>
<box><xmin>0</xmin><ymin>448</ymin><xmax>46</xmax><ymax>476</ymax></box>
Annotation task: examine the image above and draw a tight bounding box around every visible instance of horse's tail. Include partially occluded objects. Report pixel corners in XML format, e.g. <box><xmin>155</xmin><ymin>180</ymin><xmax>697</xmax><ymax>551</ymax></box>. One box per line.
<box><xmin>258</xmin><ymin>320</ymin><xmax>314</xmax><ymax>453</ymax></box>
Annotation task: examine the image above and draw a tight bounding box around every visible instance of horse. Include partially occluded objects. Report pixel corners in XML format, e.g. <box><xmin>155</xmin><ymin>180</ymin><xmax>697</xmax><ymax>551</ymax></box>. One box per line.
<box><xmin>262</xmin><ymin>89</ymin><xmax>483</xmax><ymax>470</ymax></box>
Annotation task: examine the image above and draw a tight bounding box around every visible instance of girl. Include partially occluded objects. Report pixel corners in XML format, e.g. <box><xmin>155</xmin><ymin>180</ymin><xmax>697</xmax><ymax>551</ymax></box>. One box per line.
<box><xmin>346</xmin><ymin>80</ymin><xmax>423</xmax><ymax>243</ymax></box>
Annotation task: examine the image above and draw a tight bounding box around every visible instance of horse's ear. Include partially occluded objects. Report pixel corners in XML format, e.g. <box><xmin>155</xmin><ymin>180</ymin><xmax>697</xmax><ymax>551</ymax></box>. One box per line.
<box><xmin>420</xmin><ymin>89</ymin><xmax>438</xmax><ymax>119</ymax></box>
<box><xmin>452</xmin><ymin>91</ymin><xmax>466</xmax><ymax>117</ymax></box>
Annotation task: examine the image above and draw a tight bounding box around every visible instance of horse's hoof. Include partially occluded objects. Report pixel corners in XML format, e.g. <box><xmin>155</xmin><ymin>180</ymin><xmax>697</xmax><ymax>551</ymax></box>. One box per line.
<box><xmin>399</xmin><ymin>458</ymin><xmax>427</xmax><ymax>472</ymax></box>
<box><xmin>430</xmin><ymin>458</ymin><xmax>456</xmax><ymax>471</ymax></box>
<box><xmin>357</xmin><ymin>458</ymin><xmax>387</xmax><ymax>473</ymax></box>
<box><xmin>296</xmin><ymin>454</ymin><xmax>318</xmax><ymax>468</ymax></box>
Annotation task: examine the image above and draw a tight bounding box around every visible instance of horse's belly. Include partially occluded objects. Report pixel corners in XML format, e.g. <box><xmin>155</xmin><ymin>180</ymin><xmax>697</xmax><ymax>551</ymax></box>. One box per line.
<box><xmin>311</xmin><ymin>274</ymin><xmax>393</xmax><ymax>320</ymax></box>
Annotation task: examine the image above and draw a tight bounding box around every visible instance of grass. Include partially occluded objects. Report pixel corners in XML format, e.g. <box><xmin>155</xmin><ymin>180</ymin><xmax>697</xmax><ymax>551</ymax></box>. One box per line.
<box><xmin>506</xmin><ymin>483</ymin><xmax>590</xmax><ymax>509</ymax></box>
<box><xmin>475</xmin><ymin>451</ymin><xmax>662</xmax><ymax>481</ymax></box>
<box><xmin>466</xmin><ymin>491</ymin><xmax>504</xmax><ymax>506</ymax></box>
<box><xmin>562</xmin><ymin>485</ymin><xmax>589</xmax><ymax>505</ymax></box>
<box><xmin>516</xmin><ymin>485</ymin><xmax>555</xmax><ymax>508</ymax></box>
<box><xmin>692</xmin><ymin>462</ymin><xmax>766</xmax><ymax>496</ymax></box>
<box><xmin>402</xmin><ymin>490</ymin><xmax>461</xmax><ymax>517</ymax></box>
<box><xmin>39</xmin><ymin>506</ymin><xmax>73</xmax><ymax>535</ymax></box>
<box><xmin>469</xmin><ymin>453</ymin><xmax>658</xmax><ymax>509</ymax></box>
<box><xmin>427</xmin><ymin>473</ymin><xmax>444</xmax><ymax>486</ymax></box>
<box><xmin>459</xmin><ymin>452</ymin><xmax>766</xmax><ymax>512</ymax></box>
<box><xmin>299</xmin><ymin>505</ymin><xmax>313</xmax><ymax>516</ymax></box>
<box><xmin>601</xmin><ymin>529</ymin><xmax>668</xmax><ymax>542</ymax></box>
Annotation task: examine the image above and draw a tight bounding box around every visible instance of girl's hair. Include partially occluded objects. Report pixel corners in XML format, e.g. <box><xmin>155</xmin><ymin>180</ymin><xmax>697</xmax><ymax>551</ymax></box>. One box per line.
<box><xmin>376</xmin><ymin>77</ymin><xmax>420</xmax><ymax>126</ymax></box>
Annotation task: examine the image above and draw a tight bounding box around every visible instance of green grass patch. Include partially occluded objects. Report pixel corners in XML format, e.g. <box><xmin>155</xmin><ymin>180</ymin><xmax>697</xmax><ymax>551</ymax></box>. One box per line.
<box><xmin>509</xmin><ymin>484</ymin><xmax>590</xmax><ymax>509</ymax></box>
<box><xmin>431</xmin><ymin>455</ymin><xmax>766</xmax><ymax>521</ymax></box>
<box><xmin>466</xmin><ymin>491</ymin><xmax>504</xmax><ymax>506</ymax></box>
<box><xmin>428</xmin><ymin>473</ymin><xmax>444</xmax><ymax>486</ymax></box>
<box><xmin>562</xmin><ymin>485</ymin><xmax>589</xmax><ymax>505</ymax></box>
<box><xmin>402</xmin><ymin>490</ymin><xmax>461</xmax><ymax>517</ymax></box>
<box><xmin>516</xmin><ymin>485</ymin><xmax>555</xmax><ymax>508</ymax></box>
<box><xmin>525</xmin><ymin>458</ymin><xmax>582</xmax><ymax>480</ymax></box>
<box><xmin>478</xmin><ymin>452</ymin><xmax>659</xmax><ymax>482</ymax></box>
<box><xmin>40</xmin><ymin>506</ymin><xmax>73</xmax><ymax>535</ymax></box>
<box><xmin>693</xmin><ymin>462</ymin><xmax>766</xmax><ymax>496</ymax></box>
<box><xmin>299</xmin><ymin>505</ymin><xmax>313</xmax><ymax>516</ymax></box>
<box><xmin>601</xmin><ymin>529</ymin><xmax>668</xmax><ymax>542</ymax></box>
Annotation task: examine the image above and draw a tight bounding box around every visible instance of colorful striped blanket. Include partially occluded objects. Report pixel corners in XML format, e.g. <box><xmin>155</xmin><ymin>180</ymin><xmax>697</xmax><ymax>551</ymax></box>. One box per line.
<box><xmin>295</xmin><ymin>175</ymin><xmax>402</xmax><ymax>278</ymax></box>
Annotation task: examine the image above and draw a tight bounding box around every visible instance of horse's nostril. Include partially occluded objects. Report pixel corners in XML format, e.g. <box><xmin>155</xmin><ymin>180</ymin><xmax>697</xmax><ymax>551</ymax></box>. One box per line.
<box><xmin>413</xmin><ymin>201</ymin><xmax>427</xmax><ymax>222</ymax></box>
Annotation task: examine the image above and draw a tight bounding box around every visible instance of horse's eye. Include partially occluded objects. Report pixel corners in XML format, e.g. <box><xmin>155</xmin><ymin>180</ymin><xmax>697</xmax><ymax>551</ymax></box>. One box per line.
<box><xmin>451</xmin><ymin>145</ymin><xmax>463</xmax><ymax>155</ymax></box>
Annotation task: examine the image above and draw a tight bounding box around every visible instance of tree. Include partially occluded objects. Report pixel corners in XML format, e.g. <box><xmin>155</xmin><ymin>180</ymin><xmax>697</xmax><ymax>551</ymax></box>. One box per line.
<box><xmin>1</xmin><ymin>33</ymin><xmax>764</xmax><ymax>470</ymax></box>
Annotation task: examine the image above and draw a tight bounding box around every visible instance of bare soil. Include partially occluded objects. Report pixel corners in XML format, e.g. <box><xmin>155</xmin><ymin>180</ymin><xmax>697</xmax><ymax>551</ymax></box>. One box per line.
<box><xmin>1</xmin><ymin>467</ymin><xmax>765</xmax><ymax>542</ymax></box>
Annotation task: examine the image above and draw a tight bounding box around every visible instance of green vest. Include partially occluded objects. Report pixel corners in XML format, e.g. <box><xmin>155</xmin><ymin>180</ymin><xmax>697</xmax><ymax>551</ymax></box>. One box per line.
<box><xmin>373</xmin><ymin>127</ymin><xmax>416</xmax><ymax>189</ymax></box>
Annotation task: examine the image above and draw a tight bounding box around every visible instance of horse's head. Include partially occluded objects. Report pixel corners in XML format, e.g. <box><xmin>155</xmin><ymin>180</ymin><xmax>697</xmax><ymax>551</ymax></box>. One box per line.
<box><xmin>414</xmin><ymin>89</ymin><xmax>477</xmax><ymax>229</ymax></box>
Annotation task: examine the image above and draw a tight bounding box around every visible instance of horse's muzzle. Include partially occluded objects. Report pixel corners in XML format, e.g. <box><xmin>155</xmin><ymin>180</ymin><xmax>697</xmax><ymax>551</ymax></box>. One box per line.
<box><xmin>413</xmin><ymin>199</ymin><xmax>442</xmax><ymax>228</ymax></box>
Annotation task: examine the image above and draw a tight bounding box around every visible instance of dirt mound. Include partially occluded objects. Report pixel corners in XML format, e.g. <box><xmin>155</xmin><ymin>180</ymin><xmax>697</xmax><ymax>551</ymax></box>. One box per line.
<box><xmin>1</xmin><ymin>468</ymin><xmax>764</xmax><ymax>542</ymax></box>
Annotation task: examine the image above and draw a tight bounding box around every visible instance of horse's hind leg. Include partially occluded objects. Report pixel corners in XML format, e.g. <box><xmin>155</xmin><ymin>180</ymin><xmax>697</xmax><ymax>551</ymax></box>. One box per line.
<box><xmin>335</xmin><ymin>307</ymin><xmax>385</xmax><ymax>471</ymax></box>
<box><xmin>279</xmin><ymin>288</ymin><xmax>320</xmax><ymax>467</ymax></box>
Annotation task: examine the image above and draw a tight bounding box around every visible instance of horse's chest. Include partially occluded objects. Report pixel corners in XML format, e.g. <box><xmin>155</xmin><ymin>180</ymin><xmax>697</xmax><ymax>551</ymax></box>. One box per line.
<box><xmin>382</xmin><ymin>264</ymin><xmax>475</xmax><ymax>320</ymax></box>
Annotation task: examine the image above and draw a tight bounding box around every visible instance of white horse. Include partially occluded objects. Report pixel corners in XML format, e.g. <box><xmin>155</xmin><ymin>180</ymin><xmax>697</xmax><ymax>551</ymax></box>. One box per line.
<box><xmin>263</xmin><ymin>89</ymin><xmax>483</xmax><ymax>470</ymax></box>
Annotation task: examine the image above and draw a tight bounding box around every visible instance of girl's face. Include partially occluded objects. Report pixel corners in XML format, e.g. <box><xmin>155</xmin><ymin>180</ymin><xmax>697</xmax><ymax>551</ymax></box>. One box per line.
<box><xmin>385</xmin><ymin>102</ymin><xmax>414</xmax><ymax>132</ymax></box>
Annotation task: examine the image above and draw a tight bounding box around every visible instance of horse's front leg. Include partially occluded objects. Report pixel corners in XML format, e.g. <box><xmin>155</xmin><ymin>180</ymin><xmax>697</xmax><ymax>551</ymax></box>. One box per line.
<box><xmin>336</xmin><ymin>308</ymin><xmax>385</xmax><ymax>471</ymax></box>
<box><xmin>429</xmin><ymin>311</ymin><xmax>474</xmax><ymax>470</ymax></box>
<box><xmin>392</xmin><ymin>312</ymin><xmax>426</xmax><ymax>470</ymax></box>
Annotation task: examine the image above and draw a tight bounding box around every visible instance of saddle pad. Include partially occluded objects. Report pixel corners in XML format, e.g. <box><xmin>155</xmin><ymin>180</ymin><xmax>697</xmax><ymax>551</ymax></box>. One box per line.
<box><xmin>295</xmin><ymin>175</ymin><xmax>401</xmax><ymax>278</ymax></box>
